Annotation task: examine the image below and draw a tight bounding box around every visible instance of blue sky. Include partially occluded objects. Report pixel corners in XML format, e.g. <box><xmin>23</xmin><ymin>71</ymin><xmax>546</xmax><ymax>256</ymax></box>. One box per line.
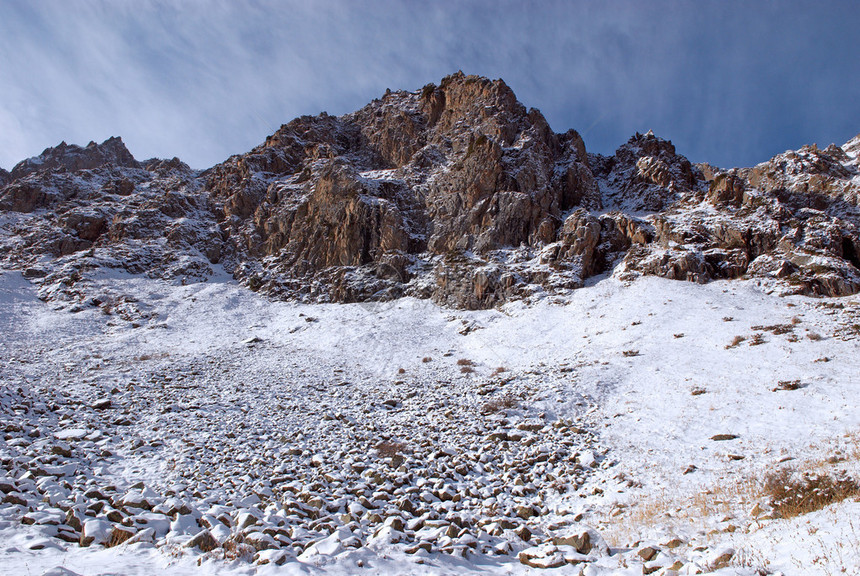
<box><xmin>0</xmin><ymin>0</ymin><xmax>857</xmax><ymax>170</ymax></box>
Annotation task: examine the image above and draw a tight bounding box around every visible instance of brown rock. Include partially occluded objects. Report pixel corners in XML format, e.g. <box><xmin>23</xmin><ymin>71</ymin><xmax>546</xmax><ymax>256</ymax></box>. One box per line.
<box><xmin>707</xmin><ymin>171</ymin><xmax>745</xmax><ymax>207</ymax></box>
<box><xmin>552</xmin><ymin>527</ymin><xmax>592</xmax><ymax>554</ymax></box>
<box><xmin>185</xmin><ymin>529</ymin><xmax>219</xmax><ymax>552</ymax></box>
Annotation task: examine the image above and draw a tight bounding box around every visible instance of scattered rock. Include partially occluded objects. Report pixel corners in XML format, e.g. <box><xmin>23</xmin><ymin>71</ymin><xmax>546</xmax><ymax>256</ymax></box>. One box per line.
<box><xmin>185</xmin><ymin>530</ymin><xmax>219</xmax><ymax>552</ymax></box>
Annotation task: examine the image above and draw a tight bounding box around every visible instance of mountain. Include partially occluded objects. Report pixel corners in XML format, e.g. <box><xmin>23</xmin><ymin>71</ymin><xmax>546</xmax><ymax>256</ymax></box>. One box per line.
<box><xmin>2</xmin><ymin>73</ymin><xmax>860</xmax><ymax>575</ymax></box>
<box><xmin>1</xmin><ymin>72</ymin><xmax>858</xmax><ymax>316</ymax></box>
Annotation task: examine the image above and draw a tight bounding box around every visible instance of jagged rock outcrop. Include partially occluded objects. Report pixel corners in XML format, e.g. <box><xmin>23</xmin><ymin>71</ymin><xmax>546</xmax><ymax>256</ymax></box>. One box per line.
<box><xmin>9</xmin><ymin>136</ymin><xmax>141</xmax><ymax>181</ymax></box>
<box><xmin>590</xmin><ymin>131</ymin><xmax>699</xmax><ymax>212</ymax></box>
<box><xmin>619</xmin><ymin>140</ymin><xmax>860</xmax><ymax>295</ymax></box>
<box><xmin>1</xmin><ymin>74</ymin><xmax>858</xmax><ymax>312</ymax></box>
<box><xmin>207</xmin><ymin>72</ymin><xmax>600</xmax><ymax>306</ymax></box>
<box><xmin>0</xmin><ymin>138</ymin><xmax>222</xmax><ymax>310</ymax></box>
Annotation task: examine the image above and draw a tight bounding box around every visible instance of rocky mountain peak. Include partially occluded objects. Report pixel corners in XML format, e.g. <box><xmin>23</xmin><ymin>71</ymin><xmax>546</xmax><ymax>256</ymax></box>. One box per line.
<box><xmin>0</xmin><ymin>74</ymin><xmax>858</xmax><ymax>311</ymax></box>
<box><xmin>840</xmin><ymin>133</ymin><xmax>860</xmax><ymax>161</ymax></box>
<box><xmin>423</xmin><ymin>72</ymin><xmax>531</xmax><ymax>145</ymax></box>
<box><xmin>201</xmin><ymin>73</ymin><xmax>602</xmax><ymax>307</ymax></box>
<box><xmin>590</xmin><ymin>131</ymin><xmax>699</xmax><ymax>212</ymax></box>
<box><xmin>9</xmin><ymin>136</ymin><xmax>140</xmax><ymax>181</ymax></box>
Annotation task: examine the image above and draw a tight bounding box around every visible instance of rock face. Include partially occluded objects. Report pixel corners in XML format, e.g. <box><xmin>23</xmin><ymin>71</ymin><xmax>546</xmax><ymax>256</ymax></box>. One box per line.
<box><xmin>10</xmin><ymin>137</ymin><xmax>141</xmax><ymax>182</ymax></box>
<box><xmin>206</xmin><ymin>72</ymin><xmax>600</xmax><ymax>307</ymax></box>
<box><xmin>1</xmin><ymin>73</ymin><xmax>859</xmax><ymax>309</ymax></box>
<box><xmin>618</xmin><ymin>141</ymin><xmax>860</xmax><ymax>296</ymax></box>
<box><xmin>0</xmin><ymin>137</ymin><xmax>222</xmax><ymax>307</ymax></box>
<box><xmin>590</xmin><ymin>130</ymin><xmax>698</xmax><ymax>212</ymax></box>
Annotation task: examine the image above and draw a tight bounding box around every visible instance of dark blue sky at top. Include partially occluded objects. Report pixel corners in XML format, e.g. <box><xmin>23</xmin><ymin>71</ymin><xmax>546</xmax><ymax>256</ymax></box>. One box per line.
<box><xmin>0</xmin><ymin>0</ymin><xmax>857</xmax><ymax>170</ymax></box>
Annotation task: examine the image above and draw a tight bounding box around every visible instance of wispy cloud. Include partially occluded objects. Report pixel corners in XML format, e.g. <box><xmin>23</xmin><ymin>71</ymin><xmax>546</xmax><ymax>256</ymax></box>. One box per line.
<box><xmin>0</xmin><ymin>0</ymin><xmax>857</xmax><ymax>170</ymax></box>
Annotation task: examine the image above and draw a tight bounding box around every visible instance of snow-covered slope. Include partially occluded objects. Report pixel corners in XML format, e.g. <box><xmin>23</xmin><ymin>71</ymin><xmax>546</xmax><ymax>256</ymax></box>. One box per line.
<box><xmin>1</xmin><ymin>73</ymin><xmax>859</xmax><ymax>575</ymax></box>
<box><xmin>1</xmin><ymin>269</ymin><xmax>858</xmax><ymax>575</ymax></box>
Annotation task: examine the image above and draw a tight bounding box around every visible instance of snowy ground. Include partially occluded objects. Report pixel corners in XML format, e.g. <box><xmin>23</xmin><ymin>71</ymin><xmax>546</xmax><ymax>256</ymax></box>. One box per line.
<box><xmin>1</xmin><ymin>269</ymin><xmax>859</xmax><ymax>575</ymax></box>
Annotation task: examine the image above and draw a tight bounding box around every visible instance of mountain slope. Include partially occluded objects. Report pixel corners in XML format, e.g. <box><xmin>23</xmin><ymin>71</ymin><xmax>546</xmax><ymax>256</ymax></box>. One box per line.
<box><xmin>0</xmin><ymin>73</ymin><xmax>858</xmax><ymax>316</ymax></box>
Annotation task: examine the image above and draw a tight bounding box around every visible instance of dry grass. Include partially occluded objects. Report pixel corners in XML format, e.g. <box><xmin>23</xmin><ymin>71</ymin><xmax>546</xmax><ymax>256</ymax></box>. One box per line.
<box><xmin>763</xmin><ymin>468</ymin><xmax>860</xmax><ymax>519</ymax></box>
<box><xmin>457</xmin><ymin>358</ymin><xmax>475</xmax><ymax>373</ymax></box>
<box><xmin>725</xmin><ymin>335</ymin><xmax>746</xmax><ymax>349</ymax></box>
<box><xmin>773</xmin><ymin>379</ymin><xmax>803</xmax><ymax>391</ymax></box>
<box><xmin>622</xmin><ymin>349</ymin><xmax>640</xmax><ymax>357</ymax></box>
<box><xmin>807</xmin><ymin>331</ymin><xmax>823</xmax><ymax>341</ymax></box>
<box><xmin>749</xmin><ymin>333</ymin><xmax>766</xmax><ymax>346</ymax></box>
<box><xmin>803</xmin><ymin>513</ymin><xmax>860</xmax><ymax>576</ymax></box>
<box><xmin>221</xmin><ymin>538</ymin><xmax>255</xmax><ymax>561</ymax></box>
<box><xmin>480</xmin><ymin>394</ymin><xmax>518</xmax><ymax>415</ymax></box>
<box><xmin>605</xmin><ymin>473</ymin><xmax>762</xmax><ymax>547</ymax></box>
<box><xmin>751</xmin><ymin>323</ymin><xmax>795</xmax><ymax>335</ymax></box>
<box><xmin>605</xmin><ymin>429</ymin><xmax>860</xmax><ymax>547</ymax></box>
<box><xmin>731</xmin><ymin>548</ymin><xmax>772</xmax><ymax>575</ymax></box>
<box><xmin>849</xmin><ymin>430</ymin><xmax>860</xmax><ymax>461</ymax></box>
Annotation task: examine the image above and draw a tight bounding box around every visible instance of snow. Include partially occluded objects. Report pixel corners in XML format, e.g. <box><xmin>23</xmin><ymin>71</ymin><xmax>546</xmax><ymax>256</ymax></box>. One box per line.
<box><xmin>1</xmin><ymin>269</ymin><xmax>859</xmax><ymax>574</ymax></box>
<box><xmin>359</xmin><ymin>169</ymin><xmax>400</xmax><ymax>181</ymax></box>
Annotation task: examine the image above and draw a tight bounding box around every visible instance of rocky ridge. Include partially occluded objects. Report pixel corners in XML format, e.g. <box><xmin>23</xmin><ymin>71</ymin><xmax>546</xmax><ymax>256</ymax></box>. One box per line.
<box><xmin>0</xmin><ymin>72</ymin><xmax>859</xmax><ymax>313</ymax></box>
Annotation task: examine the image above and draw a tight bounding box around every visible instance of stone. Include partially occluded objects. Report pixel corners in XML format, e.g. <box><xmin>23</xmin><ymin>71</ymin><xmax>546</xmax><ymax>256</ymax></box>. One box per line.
<box><xmin>577</xmin><ymin>450</ymin><xmax>597</xmax><ymax>467</ymax></box>
<box><xmin>55</xmin><ymin>527</ymin><xmax>81</xmax><ymax>543</ymax></box>
<box><xmin>126</xmin><ymin>527</ymin><xmax>156</xmax><ymax>545</ymax></box>
<box><xmin>120</xmin><ymin>489</ymin><xmax>156</xmax><ymax>511</ymax></box>
<box><xmin>706</xmin><ymin>547</ymin><xmax>735</xmax><ymax>569</ymax></box>
<box><xmin>50</xmin><ymin>443</ymin><xmax>72</xmax><ymax>457</ymax></box>
<box><xmin>516</xmin><ymin>504</ymin><xmax>538</xmax><ymax>520</ymax></box>
<box><xmin>255</xmin><ymin>549</ymin><xmax>289</xmax><ymax>565</ymax></box>
<box><xmin>550</xmin><ymin>526</ymin><xmax>608</xmax><ymax>556</ymax></box>
<box><xmin>302</xmin><ymin>528</ymin><xmax>352</xmax><ymax>557</ymax></box>
<box><xmin>518</xmin><ymin>544</ymin><xmax>566</xmax><ymax>569</ymax></box>
<box><xmin>243</xmin><ymin>531</ymin><xmax>277</xmax><ymax>551</ymax></box>
<box><xmin>80</xmin><ymin>519</ymin><xmax>112</xmax><ymax>547</ymax></box>
<box><xmin>383</xmin><ymin>516</ymin><xmax>404</xmax><ymax>531</ymax></box>
<box><xmin>39</xmin><ymin>568</ymin><xmax>84</xmax><ymax>576</ymax></box>
<box><xmin>9</xmin><ymin>137</ymin><xmax>140</xmax><ymax>181</ymax></box>
<box><xmin>236</xmin><ymin>511</ymin><xmax>259</xmax><ymax>529</ymax></box>
<box><xmin>4</xmin><ymin>492</ymin><xmax>28</xmax><ymax>506</ymax></box>
<box><xmin>65</xmin><ymin>509</ymin><xmax>83</xmax><ymax>532</ymax></box>
<box><xmin>91</xmin><ymin>399</ymin><xmax>112</xmax><ymax>410</ymax></box>
<box><xmin>106</xmin><ymin>525</ymin><xmax>136</xmax><ymax>547</ymax></box>
<box><xmin>54</xmin><ymin>428</ymin><xmax>87</xmax><ymax>441</ymax></box>
<box><xmin>514</xmin><ymin>525</ymin><xmax>532</xmax><ymax>542</ymax></box>
<box><xmin>707</xmin><ymin>171</ymin><xmax>746</xmax><ymax>207</ymax></box>
<box><xmin>185</xmin><ymin>529</ymin><xmax>219</xmax><ymax>552</ymax></box>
